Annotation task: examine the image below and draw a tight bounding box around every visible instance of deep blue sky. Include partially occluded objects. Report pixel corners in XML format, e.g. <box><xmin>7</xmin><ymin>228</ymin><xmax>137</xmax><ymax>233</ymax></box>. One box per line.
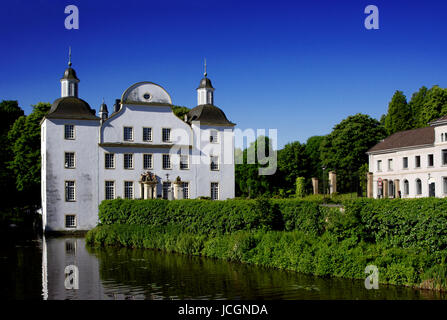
<box><xmin>1</xmin><ymin>0</ymin><xmax>446</xmax><ymax>148</ymax></box>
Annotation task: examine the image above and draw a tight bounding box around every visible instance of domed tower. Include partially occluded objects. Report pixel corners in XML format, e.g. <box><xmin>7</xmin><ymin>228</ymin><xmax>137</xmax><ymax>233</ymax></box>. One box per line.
<box><xmin>197</xmin><ymin>59</ymin><xmax>214</xmax><ymax>105</ymax></box>
<box><xmin>60</xmin><ymin>47</ymin><xmax>80</xmax><ymax>98</ymax></box>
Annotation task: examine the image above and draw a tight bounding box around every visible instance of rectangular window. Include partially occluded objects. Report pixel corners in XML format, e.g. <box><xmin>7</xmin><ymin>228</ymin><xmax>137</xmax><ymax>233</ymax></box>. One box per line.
<box><xmin>65</xmin><ymin>215</ymin><xmax>76</xmax><ymax>228</ymax></box>
<box><xmin>442</xmin><ymin>150</ymin><xmax>447</xmax><ymax>165</ymax></box>
<box><xmin>182</xmin><ymin>182</ymin><xmax>189</xmax><ymax>199</ymax></box>
<box><xmin>143</xmin><ymin>127</ymin><xmax>152</xmax><ymax>142</ymax></box>
<box><xmin>143</xmin><ymin>154</ymin><xmax>153</xmax><ymax>169</ymax></box>
<box><xmin>163</xmin><ymin>182</ymin><xmax>171</xmax><ymax>199</ymax></box>
<box><xmin>415</xmin><ymin>155</ymin><xmax>421</xmax><ymax>168</ymax></box>
<box><xmin>444</xmin><ymin>177</ymin><xmax>447</xmax><ymax>194</ymax></box>
<box><xmin>388</xmin><ymin>159</ymin><xmax>393</xmax><ymax>171</ymax></box>
<box><xmin>105</xmin><ymin>153</ymin><xmax>115</xmax><ymax>169</ymax></box>
<box><xmin>64</xmin><ymin>152</ymin><xmax>75</xmax><ymax>168</ymax></box>
<box><xmin>124</xmin><ymin>127</ymin><xmax>133</xmax><ymax>141</ymax></box>
<box><xmin>180</xmin><ymin>155</ymin><xmax>189</xmax><ymax>170</ymax></box>
<box><xmin>64</xmin><ymin>124</ymin><xmax>75</xmax><ymax>140</ymax></box>
<box><xmin>211</xmin><ymin>182</ymin><xmax>219</xmax><ymax>200</ymax></box>
<box><xmin>162</xmin><ymin>154</ymin><xmax>171</xmax><ymax>169</ymax></box>
<box><xmin>162</xmin><ymin>128</ymin><xmax>171</xmax><ymax>142</ymax></box>
<box><xmin>428</xmin><ymin>154</ymin><xmax>434</xmax><ymax>167</ymax></box>
<box><xmin>377</xmin><ymin>160</ymin><xmax>382</xmax><ymax>172</ymax></box>
<box><xmin>65</xmin><ymin>181</ymin><xmax>75</xmax><ymax>202</ymax></box>
<box><xmin>403</xmin><ymin>157</ymin><xmax>408</xmax><ymax>169</ymax></box>
<box><xmin>124</xmin><ymin>153</ymin><xmax>134</xmax><ymax>169</ymax></box>
<box><xmin>210</xmin><ymin>156</ymin><xmax>219</xmax><ymax>171</ymax></box>
<box><xmin>105</xmin><ymin>181</ymin><xmax>115</xmax><ymax>200</ymax></box>
<box><xmin>210</xmin><ymin>130</ymin><xmax>218</xmax><ymax>143</ymax></box>
<box><xmin>124</xmin><ymin>181</ymin><xmax>134</xmax><ymax>199</ymax></box>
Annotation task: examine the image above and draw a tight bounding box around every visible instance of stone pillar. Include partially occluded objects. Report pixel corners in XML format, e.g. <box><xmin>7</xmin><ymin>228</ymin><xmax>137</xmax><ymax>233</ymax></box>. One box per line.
<box><xmin>312</xmin><ymin>178</ymin><xmax>319</xmax><ymax>195</ymax></box>
<box><xmin>143</xmin><ymin>184</ymin><xmax>150</xmax><ymax>200</ymax></box>
<box><xmin>394</xmin><ymin>179</ymin><xmax>400</xmax><ymax>198</ymax></box>
<box><xmin>154</xmin><ymin>184</ymin><xmax>158</xmax><ymax>198</ymax></box>
<box><xmin>173</xmin><ymin>182</ymin><xmax>183</xmax><ymax>200</ymax></box>
<box><xmin>383</xmin><ymin>179</ymin><xmax>388</xmax><ymax>199</ymax></box>
<box><xmin>328</xmin><ymin>171</ymin><xmax>337</xmax><ymax>194</ymax></box>
<box><xmin>367</xmin><ymin>172</ymin><xmax>373</xmax><ymax>198</ymax></box>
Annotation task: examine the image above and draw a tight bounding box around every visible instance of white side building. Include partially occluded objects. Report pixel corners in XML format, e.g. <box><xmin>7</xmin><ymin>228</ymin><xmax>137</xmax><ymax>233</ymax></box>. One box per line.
<box><xmin>41</xmin><ymin>59</ymin><xmax>235</xmax><ymax>232</ymax></box>
<box><xmin>367</xmin><ymin>117</ymin><xmax>447</xmax><ymax>198</ymax></box>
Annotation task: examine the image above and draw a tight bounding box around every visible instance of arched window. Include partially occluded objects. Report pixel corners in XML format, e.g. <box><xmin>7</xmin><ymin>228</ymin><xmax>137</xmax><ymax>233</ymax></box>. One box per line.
<box><xmin>416</xmin><ymin>178</ymin><xmax>422</xmax><ymax>195</ymax></box>
<box><xmin>403</xmin><ymin>179</ymin><xmax>409</xmax><ymax>195</ymax></box>
<box><xmin>389</xmin><ymin>180</ymin><xmax>394</xmax><ymax>197</ymax></box>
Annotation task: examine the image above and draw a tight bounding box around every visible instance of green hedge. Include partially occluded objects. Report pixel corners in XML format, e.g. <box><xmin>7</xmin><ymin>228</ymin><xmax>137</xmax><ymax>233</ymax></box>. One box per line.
<box><xmin>98</xmin><ymin>197</ymin><xmax>447</xmax><ymax>252</ymax></box>
<box><xmin>98</xmin><ymin>198</ymin><xmax>324</xmax><ymax>236</ymax></box>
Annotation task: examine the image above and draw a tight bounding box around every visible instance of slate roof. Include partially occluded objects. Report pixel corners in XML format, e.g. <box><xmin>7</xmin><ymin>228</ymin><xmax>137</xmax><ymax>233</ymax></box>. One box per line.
<box><xmin>61</xmin><ymin>67</ymin><xmax>79</xmax><ymax>81</ymax></box>
<box><xmin>367</xmin><ymin>126</ymin><xmax>434</xmax><ymax>153</ymax></box>
<box><xmin>46</xmin><ymin>97</ymin><xmax>100</xmax><ymax>120</ymax></box>
<box><xmin>187</xmin><ymin>104</ymin><xmax>235</xmax><ymax>126</ymax></box>
<box><xmin>197</xmin><ymin>77</ymin><xmax>214</xmax><ymax>89</ymax></box>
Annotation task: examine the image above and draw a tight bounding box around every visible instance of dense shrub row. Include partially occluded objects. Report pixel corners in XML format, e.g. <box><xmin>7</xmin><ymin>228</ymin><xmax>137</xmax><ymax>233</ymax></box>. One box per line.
<box><xmin>91</xmin><ymin>197</ymin><xmax>447</xmax><ymax>290</ymax></box>
<box><xmin>86</xmin><ymin>224</ymin><xmax>447</xmax><ymax>289</ymax></box>
<box><xmin>98</xmin><ymin>198</ymin><xmax>325</xmax><ymax>236</ymax></box>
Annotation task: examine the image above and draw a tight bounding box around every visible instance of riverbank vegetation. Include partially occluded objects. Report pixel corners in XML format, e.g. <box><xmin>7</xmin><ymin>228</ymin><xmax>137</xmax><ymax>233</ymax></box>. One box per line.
<box><xmin>86</xmin><ymin>197</ymin><xmax>447</xmax><ymax>291</ymax></box>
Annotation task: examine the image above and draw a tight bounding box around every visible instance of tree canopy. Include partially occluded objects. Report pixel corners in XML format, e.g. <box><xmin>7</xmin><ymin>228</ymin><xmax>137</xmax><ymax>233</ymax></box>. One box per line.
<box><xmin>8</xmin><ymin>102</ymin><xmax>50</xmax><ymax>204</ymax></box>
<box><xmin>320</xmin><ymin>113</ymin><xmax>386</xmax><ymax>193</ymax></box>
<box><xmin>384</xmin><ymin>90</ymin><xmax>412</xmax><ymax>135</ymax></box>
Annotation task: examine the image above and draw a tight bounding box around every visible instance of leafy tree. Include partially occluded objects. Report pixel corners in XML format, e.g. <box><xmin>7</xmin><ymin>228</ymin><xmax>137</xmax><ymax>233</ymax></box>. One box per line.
<box><xmin>418</xmin><ymin>86</ymin><xmax>447</xmax><ymax>126</ymax></box>
<box><xmin>304</xmin><ymin>135</ymin><xmax>325</xmax><ymax>181</ymax></box>
<box><xmin>384</xmin><ymin>91</ymin><xmax>412</xmax><ymax>134</ymax></box>
<box><xmin>171</xmin><ymin>105</ymin><xmax>190</xmax><ymax>120</ymax></box>
<box><xmin>276</xmin><ymin>141</ymin><xmax>309</xmax><ymax>194</ymax></box>
<box><xmin>8</xmin><ymin>102</ymin><xmax>50</xmax><ymax>204</ymax></box>
<box><xmin>235</xmin><ymin>136</ymin><xmax>276</xmax><ymax>198</ymax></box>
<box><xmin>0</xmin><ymin>100</ymin><xmax>24</xmax><ymax>207</ymax></box>
<box><xmin>320</xmin><ymin>113</ymin><xmax>386</xmax><ymax>193</ymax></box>
<box><xmin>409</xmin><ymin>86</ymin><xmax>428</xmax><ymax>128</ymax></box>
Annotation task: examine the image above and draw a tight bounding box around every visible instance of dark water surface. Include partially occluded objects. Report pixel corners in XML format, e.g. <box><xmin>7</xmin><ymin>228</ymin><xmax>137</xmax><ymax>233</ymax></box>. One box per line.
<box><xmin>0</xmin><ymin>232</ymin><xmax>445</xmax><ymax>300</ymax></box>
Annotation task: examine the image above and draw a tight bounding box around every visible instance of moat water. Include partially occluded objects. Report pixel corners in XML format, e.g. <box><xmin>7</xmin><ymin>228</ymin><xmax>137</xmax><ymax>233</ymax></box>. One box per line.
<box><xmin>1</xmin><ymin>230</ymin><xmax>446</xmax><ymax>300</ymax></box>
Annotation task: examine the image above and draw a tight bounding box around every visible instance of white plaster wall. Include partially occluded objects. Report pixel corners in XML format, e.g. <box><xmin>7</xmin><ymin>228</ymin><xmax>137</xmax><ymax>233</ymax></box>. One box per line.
<box><xmin>42</xmin><ymin>118</ymin><xmax>100</xmax><ymax>231</ymax></box>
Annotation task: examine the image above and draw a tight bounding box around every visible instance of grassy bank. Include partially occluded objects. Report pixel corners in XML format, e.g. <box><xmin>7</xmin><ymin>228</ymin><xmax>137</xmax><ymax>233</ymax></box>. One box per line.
<box><xmin>86</xmin><ymin>197</ymin><xmax>447</xmax><ymax>291</ymax></box>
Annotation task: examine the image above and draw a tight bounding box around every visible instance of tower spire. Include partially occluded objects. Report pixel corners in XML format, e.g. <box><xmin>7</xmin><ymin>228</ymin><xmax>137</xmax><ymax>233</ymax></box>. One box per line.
<box><xmin>204</xmin><ymin>58</ymin><xmax>207</xmax><ymax>77</ymax></box>
<box><xmin>68</xmin><ymin>46</ymin><xmax>72</xmax><ymax>67</ymax></box>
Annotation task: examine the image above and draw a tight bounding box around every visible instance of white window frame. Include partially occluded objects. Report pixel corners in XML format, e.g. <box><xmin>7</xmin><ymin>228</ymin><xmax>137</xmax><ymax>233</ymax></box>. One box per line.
<box><xmin>124</xmin><ymin>181</ymin><xmax>134</xmax><ymax>199</ymax></box>
<box><xmin>210</xmin><ymin>156</ymin><xmax>219</xmax><ymax>171</ymax></box>
<box><xmin>415</xmin><ymin>155</ymin><xmax>421</xmax><ymax>168</ymax></box>
<box><xmin>428</xmin><ymin>154</ymin><xmax>434</xmax><ymax>167</ymax></box>
<box><xmin>210</xmin><ymin>130</ymin><xmax>219</xmax><ymax>143</ymax></box>
<box><xmin>182</xmin><ymin>182</ymin><xmax>189</xmax><ymax>199</ymax></box>
<box><xmin>443</xmin><ymin>177</ymin><xmax>447</xmax><ymax>194</ymax></box>
<box><xmin>162</xmin><ymin>128</ymin><xmax>171</xmax><ymax>143</ymax></box>
<box><xmin>123</xmin><ymin>126</ymin><xmax>134</xmax><ymax>141</ymax></box>
<box><xmin>377</xmin><ymin>160</ymin><xmax>382</xmax><ymax>172</ymax></box>
<box><xmin>64</xmin><ymin>152</ymin><xmax>76</xmax><ymax>169</ymax></box>
<box><xmin>180</xmin><ymin>154</ymin><xmax>189</xmax><ymax>170</ymax></box>
<box><xmin>143</xmin><ymin>127</ymin><xmax>153</xmax><ymax>142</ymax></box>
<box><xmin>162</xmin><ymin>154</ymin><xmax>171</xmax><ymax>169</ymax></box>
<box><xmin>105</xmin><ymin>181</ymin><xmax>115</xmax><ymax>200</ymax></box>
<box><xmin>124</xmin><ymin>153</ymin><xmax>134</xmax><ymax>169</ymax></box>
<box><xmin>105</xmin><ymin>153</ymin><xmax>115</xmax><ymax>169</ymax></box>
<box><xmin>403</xmin><ymin>157</ymin><xmax>408</xmax><ymax>169</ymax></box>
<box><xmin>64</xmin><ymin>124</ymin><xmax>75</xmax><ymax>140</ymax></box>
<box><xmin>211</xmin><ymin>182</ymin><xmax>219</xmax><ymax>200</ymax></box>
<box><xmin>65</xmin><ymin>214</ymin><xmax>77</xmax><ymax>228</ymax></box>
<box><xmin>388</xmin><ymin>159</ymin><xmax>393</xmax><ymax>171</ymax></box>
<box><xmin>143</xmin><ymin>153</ymin><xmax>153</xmax><ymax>169</ymax></box>
<box><xmin>65</xmin><ymin>180</ymin><xmax>76</xmax><ymax>202</ymax></box>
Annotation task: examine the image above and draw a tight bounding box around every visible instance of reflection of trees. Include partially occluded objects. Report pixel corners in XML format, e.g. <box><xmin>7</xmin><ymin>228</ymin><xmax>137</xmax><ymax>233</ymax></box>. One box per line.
<box><xmin>87</xmin><ymin>246</ymin><xmax>442</xmax><ymax>300</ymax></box>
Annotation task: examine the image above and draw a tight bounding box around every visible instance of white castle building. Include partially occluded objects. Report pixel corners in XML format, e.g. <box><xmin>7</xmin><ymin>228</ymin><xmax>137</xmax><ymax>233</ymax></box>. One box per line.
<box><xmin>367</xmin><ymin>116</ymin><xmax>447</xmax><ymax>198</ymax></box>
<box><xmin>41</xmin><ymin>56</ymin><xmax>235</xmax><ymax>232</ymax></box>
